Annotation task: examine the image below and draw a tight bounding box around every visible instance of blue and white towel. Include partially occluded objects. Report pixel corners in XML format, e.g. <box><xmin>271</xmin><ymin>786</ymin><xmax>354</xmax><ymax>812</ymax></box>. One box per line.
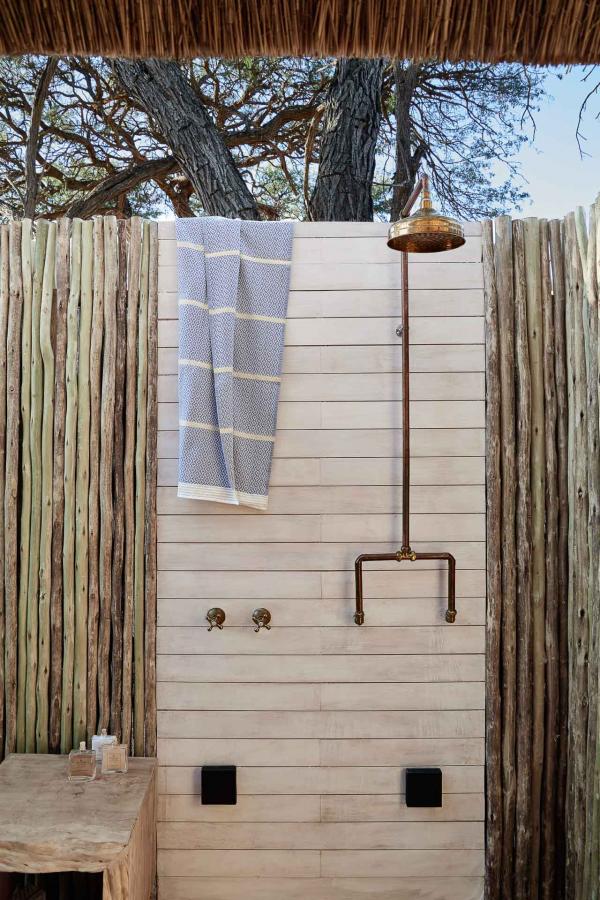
<box><xmin>176</xmin><ymin>217</ymin><xmax>294</xmax><ymax>509</ymax></box>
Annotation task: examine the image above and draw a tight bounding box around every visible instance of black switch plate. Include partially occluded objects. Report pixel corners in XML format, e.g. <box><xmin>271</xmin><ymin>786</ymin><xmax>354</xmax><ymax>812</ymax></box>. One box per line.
<box><xmin>201</xmin><ymin>765</ymin><xmax>237</xmax><ymax>805</ymax></box>
<box><xmin>405</xmin><ymin>767</ymin><xmax>442</xmax><ymax>807</ymax></box>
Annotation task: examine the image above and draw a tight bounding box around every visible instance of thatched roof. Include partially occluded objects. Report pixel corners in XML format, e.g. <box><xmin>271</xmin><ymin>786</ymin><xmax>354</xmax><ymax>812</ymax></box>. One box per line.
<box><xmin>2</xmin><ymin>0</ymin><xmax>599</xmax><ymax>63</ymax></box>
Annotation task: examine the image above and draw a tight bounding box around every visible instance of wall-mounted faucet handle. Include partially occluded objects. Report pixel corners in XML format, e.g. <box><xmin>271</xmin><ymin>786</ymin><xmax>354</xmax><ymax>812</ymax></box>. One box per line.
<box><xmin>206</xmin><ymin>607</ymin><xmax>226</xmax><ymax>631</ymax></box>
<box><xmin>252</xmin><ymin>608</ymin><xmax>271</xmax><ymax>632</ymax></box>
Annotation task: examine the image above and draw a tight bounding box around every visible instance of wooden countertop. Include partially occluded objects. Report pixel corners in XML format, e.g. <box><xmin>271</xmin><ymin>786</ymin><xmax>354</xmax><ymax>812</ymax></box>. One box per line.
<box><xmin>0</xmin><ymin>754</ymin><xmax>156</xmax><ymax>873</ymax></box>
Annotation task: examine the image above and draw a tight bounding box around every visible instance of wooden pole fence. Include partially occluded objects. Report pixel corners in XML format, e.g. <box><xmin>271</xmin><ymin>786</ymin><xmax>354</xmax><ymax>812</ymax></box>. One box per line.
<box><xmin>0</xmin><ymin>215</ymin><xmax>157</xmax><ymax>760</ymax></box>
<box><xmin>485</xmin><ymin>198</ymin><xmax>600</xmax><ymax>900</ymax></box>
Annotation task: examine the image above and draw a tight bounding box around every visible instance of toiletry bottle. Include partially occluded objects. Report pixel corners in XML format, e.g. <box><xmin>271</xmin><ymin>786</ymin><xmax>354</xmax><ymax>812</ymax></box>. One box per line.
<box><xmin>92</xmin><ymin>728</ymin><xmax>117</xmax><ymax>761</ymax></box>
<box><xmin>68</xmin><ymin>742</ymin><xmax>97</xmax><ymax>783</ymax></box>
<box><xmin>101</xmin><ymin>744</ymin><xmax>129</xmax><ymax>775</ymax></box>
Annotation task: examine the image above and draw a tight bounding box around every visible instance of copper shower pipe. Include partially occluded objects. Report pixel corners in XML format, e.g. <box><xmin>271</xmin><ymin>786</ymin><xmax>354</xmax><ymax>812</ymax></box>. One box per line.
<box><xmin>354</xmin><ymin>175</ymin><xmax>457</xmax><ymax>626</ymax></box>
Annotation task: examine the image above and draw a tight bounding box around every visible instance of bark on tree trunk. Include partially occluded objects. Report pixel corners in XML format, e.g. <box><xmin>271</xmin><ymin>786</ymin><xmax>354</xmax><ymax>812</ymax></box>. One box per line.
<box><xmin>390</xmin><ymin>62</ymin><xmax>425</xmax><ymax>221</ymax></box>
<box><xmin>309</xmin><ymin>58</ymin><xmax>384</xmax><ymax>222</ymax></box>
<box><xmin>112</xmin><ymin>59</ymin><xmax>260</xmax><ymax>220</ymax></box>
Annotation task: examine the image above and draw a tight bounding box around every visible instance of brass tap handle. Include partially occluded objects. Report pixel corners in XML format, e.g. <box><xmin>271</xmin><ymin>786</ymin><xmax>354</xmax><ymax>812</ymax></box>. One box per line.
<box><xmin>252</xmin><ymin>608</ymin><xmax>271</xmax><ymax>632</ymax></box>
<box><xmin>206</xmin><ymin>607</ymin><xmax>226</xmax><ymax>631</ymax></box>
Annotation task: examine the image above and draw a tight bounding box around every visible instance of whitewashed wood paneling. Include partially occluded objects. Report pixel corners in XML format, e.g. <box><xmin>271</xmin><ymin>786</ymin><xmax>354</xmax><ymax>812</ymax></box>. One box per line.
<box><xmin>157</xmin><ymin>222</ymin><xmax>485</xmax><ymax>899</ymax></box>
<box><xmin>160</xmin><ymin>876</ymin><xmax>485</xmax><ymax>900</ymax></box>
<box><xmin>158</xmin><ymin>596</ymin><xmax>486</xmax><ymax>627</ymax></box>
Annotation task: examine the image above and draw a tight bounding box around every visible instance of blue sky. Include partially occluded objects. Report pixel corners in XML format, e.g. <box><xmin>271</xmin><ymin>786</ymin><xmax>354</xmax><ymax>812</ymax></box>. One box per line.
<box><xmin>507</xmin><ymin>67</ymin><xmax>600</xmax><ymax>219</ymax></box>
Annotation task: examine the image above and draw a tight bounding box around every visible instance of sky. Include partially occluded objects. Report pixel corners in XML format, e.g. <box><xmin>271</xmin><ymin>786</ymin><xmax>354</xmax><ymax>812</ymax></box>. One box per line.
<box><xmin>507</xmin><ymin>67</ymin><xmax>600</xmax><ymax>219</ymax></box>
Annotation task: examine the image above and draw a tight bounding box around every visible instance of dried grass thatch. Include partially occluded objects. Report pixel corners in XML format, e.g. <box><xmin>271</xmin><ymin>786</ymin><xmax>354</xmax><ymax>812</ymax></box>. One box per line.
<box><xmin>1</xmin><ymin>0</ymin><xmax>600</xmax><ymax>63</ymax></box>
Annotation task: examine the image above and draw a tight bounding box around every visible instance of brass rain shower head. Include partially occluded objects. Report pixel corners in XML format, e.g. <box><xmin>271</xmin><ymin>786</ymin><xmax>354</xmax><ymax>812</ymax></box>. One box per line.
<box><xmin>387</xmin><ymin>177</ymin><xmax>465</xmax><ymax>254</ymax></box>
<box><xmin>354</xmin><ymin>173</ymin><xmax>462</xmax><ymax>626</ymax></box>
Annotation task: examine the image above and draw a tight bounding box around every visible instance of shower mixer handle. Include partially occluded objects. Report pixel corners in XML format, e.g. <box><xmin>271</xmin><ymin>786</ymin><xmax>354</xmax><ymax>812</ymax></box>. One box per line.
<box><xmin>252</xmin><ymin>608</ymin><xmax>271</xmax><ymax>631</ymax></box>
<box><xmin>206</xmin><ymin>607</ymin><xmax>226</xmax><ymax>631</ymax></box>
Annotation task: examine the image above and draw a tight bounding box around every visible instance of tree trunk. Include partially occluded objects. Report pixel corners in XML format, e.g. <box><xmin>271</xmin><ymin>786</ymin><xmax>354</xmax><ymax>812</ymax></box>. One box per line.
<box><xmin>112</xmin><ymin>59</ymin><xmax>259</xmax><ymax>220</ymax></box>
<box><xmin>309</xmin><ymin>58</ymin><xmax>384</xmax><ymax>222</ymax></box>
<box><xmin>391</xmin><ymin>62</ymin><xmax>425</xmax><ymax>221</ymax></box>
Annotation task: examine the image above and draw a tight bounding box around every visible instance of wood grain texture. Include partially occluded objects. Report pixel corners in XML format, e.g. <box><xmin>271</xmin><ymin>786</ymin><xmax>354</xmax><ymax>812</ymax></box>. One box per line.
<box><xmin>134</xmin><ymin>221</ymin><xmax>150</xmax><ymax>754</ymax></box>
<box><xmin>540</xmin><ymin>218</ymin><xmax>559</xmax><ymax>900</ymax></box>
<box><xmin>36</xmin><ymin>220</ymin><xmax>56</xmax><ymax>752</ymax></box>
<box><xmin>86</xmin><ymin>216</ymin><xmax>104</xmax><ymax>739</ymax></box>
<box><xmin>145</xmin><ymin>221</ymin><xmax>159</xmax><ymax>757</ymax></box>
<box><xmin>159</xmin><ymin>876</ymin><xmax>485</xmax><ymax>900</ymax></box>
<box><xmin>49</xmin><ymin>217</ymin><xmax>70</xmax><ymax>752</ymax></box>
<box><xmin>565</xmin><ymin>214</ymin><xmax>590</xmax><ymax>898</ymax></box>
<box><xmin>122</xmin><ymin>216</ymin><xmax>142</xmax><ymax>751</ymax></box>
<box><xmin>26</xmin><ymin>221</ymin><xmax>48</xmax><ymax>753</ymax></box>
<box><xmin>513</xmin><ymin>219</ymin><xmax>533</xmax><ymax>899</ymax></box>
<box><xmin>16</xmin><ymin>219</ymin><xmax>33</xmax><ymax>752</ymax></box>
<box><xmin>4</xmin><ymin>221</ymin><xmax>23</xmax><ymax>756</ymax></box>
<box><xmin>110</xmin><ymin>220</ymin><xmax>128</xmax><ymax>738</ymax></box>
<box><xmin>0</xmin><ymin>216</ymin><xmax>157</xmax><ymax>766</ymax></box>
<box><xmin>549</xmin><ymin>217</ymin><xmax>569</xmax><ymax>900</ymax></box>
<box><xmin>483</xmin><ymin>208</ymin><xmax>600</xmax><ymax>900</ymax></box>
<box><xmin>0</xmin><ymin>225</ymin><xmax>9</xmax><ymax>760</ymax></box>
<box><xmin>98</xmin><ymin>216</ymin><xmax>118</xmax><ymax>732</ymax></box>
<box><xmin>72</xmin><ymin>219</ymin><xmax>93</xmax><ymax>748</ymax></box>
<box><xmin>62</xmin><ymin>219</ymin><xmax>81</xmax><ymax>746</ymax></box>
<box><xmin>483</xmin><ymin>219</ymin><xmax>502</xmax><ymax>900</ymax></box>
<box><xmin>156</xmin><ymin>222</ymin><xmax>485</xmax><ymax>898</ymax></box>
<box><xmin>523</xmin><ymin>217</ymin><xmax>545</xmax><ymax>899</ymax></box>
<box><xmin>0</xmin><ymin>754</ymin><xmax>155</xmax><ymax>887</ymax></box>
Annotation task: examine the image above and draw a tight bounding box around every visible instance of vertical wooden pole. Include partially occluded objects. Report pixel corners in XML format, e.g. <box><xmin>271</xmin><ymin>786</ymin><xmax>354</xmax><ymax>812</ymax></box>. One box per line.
<box><xmin>0</xmin><ymin>224</ymin><xmax>9</xmax><ymax>761</ymax></box>
<box><xmin>62</xmin><ymin>219</ymin><xmax>82</xmax><ymax>751</ymax></box>
<box><xmin>49</xmin><ymin>217</ymin><xmax>70</xmax><ymax>752</ymax></box>
<box><xmin>72</xmin><ymin>220</ymin><xmax>93</xmax><ymax>749</ymax></box>
<box><xmin>144</xmin><ymin>221</ymin><xmax>159</xmax><ymax>757</ymax></box>
<box><xmin>524</xmin><ymin>217</ymin><xmax>546</xmax><ymax>897</ymax></box>
<box><xmin>98</xmin><ymin>216</ymin><xmax>118</xmax><ymax>732</ymax></box>
<box><xmin>86</xmin><ymin>216</ymin><xmax>104</xmax><ymax>740</ymax></box>
<box><xmin>540</xmin><ymin>218</ymin><xmax>559</xmax><ymax>900</ymax></box>
<box><xmin>483</xmin><ymin>219</ymin><xmax>502</xmax><ymax>900</ymax></box>
<box><xmin>4</xmin><ymin>220</ymin><xmax>23</xmax><ymax>757</ymax></box>
<box><xmin>101</xmin><ymin>220</ymin><xmax>119</xmax><ymax>731</ymax></box>
<box><xmin>110</xmin><ymin>220</ymin><xmax>128</xmax><ymax>738</ymax></box>
<box><xmin>17</xmin><ymin>219</ymin><xmax>33</xmax><ymax>753</ymax></box>
<box><xmin>592</xmin><ymin>193</ymin><xmax>600</xmax><ymax>900</ymax></box>
<box><xmin>565</xmin><ymin>213</ymin><xmax>589</xmax><ymax>899</ymax></box>
<box><xmin>494</xmin><ymin>216</ymin><xmax>517</xmax><ymax>898</ymax></box>
<box><xmin>513</xmin><ymin>218</ymin><xmax>533</xmax><ymax>900</ymax></box>
<box><xmin>590</xmin><ymin>198</ymin><xmax>600</xmax><ymax>900</ymax></box>
<box><xmin>549</xmin><ymin>218</ymin><xmax>569</xmax><ymax>900</ymax></box>
<box><xmin>575</xmin><ymin>203</ymin><xmax>600</xmax><ymax>900</ymax></box>
<box><xmin>122</xmin><ymin>217</ymin><xmax>142</xmax><ymax>751</ymax></box>
<box><xmin>36</xmin><ymin>220</ymin><xmax>57</xmax><ymax>752</ymax></box>
<box><xmin>26</xmin><ymin>220</ymin><xmax>48</xmax><ymax>752</ymax></box>
<box><xmin>134</xmin><ymin>221</ymin><xmax>150</xmax><ymax>755</ymax></box>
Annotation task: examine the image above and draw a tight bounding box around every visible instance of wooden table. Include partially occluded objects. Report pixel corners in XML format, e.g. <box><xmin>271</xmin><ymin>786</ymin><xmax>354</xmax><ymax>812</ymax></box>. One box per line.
<box><xmin>0</xmin><ymin>754</ymin><xmax>156</xmax><ymax>900</ymax></box>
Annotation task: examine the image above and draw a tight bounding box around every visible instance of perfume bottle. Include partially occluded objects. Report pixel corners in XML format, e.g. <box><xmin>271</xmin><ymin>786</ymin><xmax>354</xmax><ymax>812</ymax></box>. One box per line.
<box><xmin>92</xmin><ymin>728</ymin><xmax>117</xmax><ymax>761</ymax></box>
<box><xmin>101</xmin><ymin>743</ymin><xmax>129</xmax><ymax>775</ymax></box>
<box><xmin>68</xmin><ymin>742</ymin><xmax>97</xmax><ymax>782</ymax></box>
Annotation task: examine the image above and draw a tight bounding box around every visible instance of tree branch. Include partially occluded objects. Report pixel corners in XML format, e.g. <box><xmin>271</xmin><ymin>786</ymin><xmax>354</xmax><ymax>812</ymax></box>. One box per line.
<box><xmin>23</xmin><ymin>55</ymin><xmax>59</xmax><ymax>218</ymax></box>
<box><xmin>65</xmin><ymin>156</ymin><xmax>178</xmax><ymax>218</ymax></box>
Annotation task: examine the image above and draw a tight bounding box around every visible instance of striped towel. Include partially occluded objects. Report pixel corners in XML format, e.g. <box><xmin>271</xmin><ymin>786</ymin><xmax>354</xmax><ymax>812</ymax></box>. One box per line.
<box><xmin>176</xmin><ymin>217</ymin><xmax>294</xmax><ymax>509</ymax></box>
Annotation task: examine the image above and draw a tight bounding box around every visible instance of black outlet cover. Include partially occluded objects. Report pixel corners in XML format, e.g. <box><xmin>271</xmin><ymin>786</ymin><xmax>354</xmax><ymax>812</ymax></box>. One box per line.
<box><xmin>405</xmin><ymin>767</ymin><xmax>442</xmax><ymax>807</ymax></box>
<box><xmin>201</xmin><ymin>765</ymin><xmax>237</xmax><ymax>805</ymax></box>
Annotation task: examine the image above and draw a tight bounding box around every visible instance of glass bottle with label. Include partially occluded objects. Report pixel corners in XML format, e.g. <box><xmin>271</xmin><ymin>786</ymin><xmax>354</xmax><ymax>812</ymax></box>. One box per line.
<box><xmin>68</xmin><ymin>742</ymin><xmax>97</xmax><ymax>782</ymax></box>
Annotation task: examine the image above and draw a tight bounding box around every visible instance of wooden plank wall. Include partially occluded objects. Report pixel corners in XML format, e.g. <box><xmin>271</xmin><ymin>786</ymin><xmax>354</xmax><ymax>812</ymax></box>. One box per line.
<box><xmin>156</xmin><ymin>220</ymin><xmax>486</xmax><ymax>900</ymax></box>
